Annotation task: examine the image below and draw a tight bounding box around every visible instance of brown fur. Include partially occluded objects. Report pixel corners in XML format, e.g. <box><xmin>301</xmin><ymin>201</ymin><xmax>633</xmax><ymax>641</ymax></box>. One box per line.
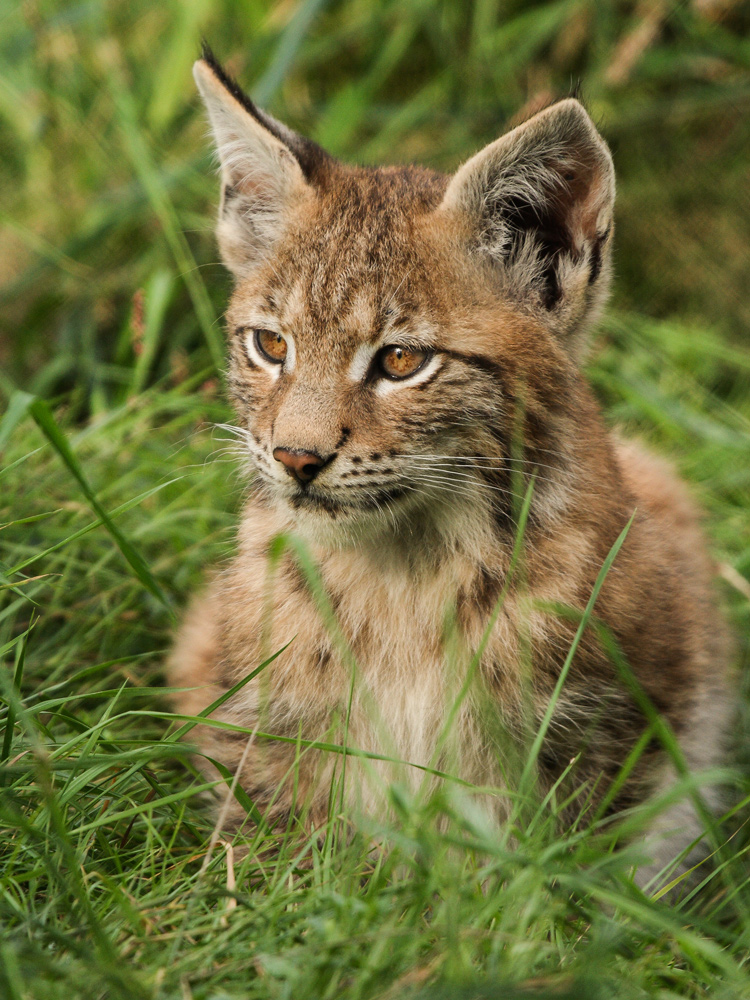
<box><xmin>170</xmin><ymin>54</ymin><xmax>731</xmax><ymax>886</ymax></box>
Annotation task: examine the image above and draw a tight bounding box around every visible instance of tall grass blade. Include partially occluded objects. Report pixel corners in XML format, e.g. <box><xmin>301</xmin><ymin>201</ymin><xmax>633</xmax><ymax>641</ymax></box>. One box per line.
<box><xmin>520</xmin><ymin>513</ymin><xmax>635</xmax><ymax>792</ymax></box>
<box><xmin>0</xmin><ymin>620</ymin><xmax>32</xmax><ymax>765</ymax></box>
<box><xmin>27</xmin><ymin>398</ymin><xmax>172</xmax><ymax>613</ymax></box>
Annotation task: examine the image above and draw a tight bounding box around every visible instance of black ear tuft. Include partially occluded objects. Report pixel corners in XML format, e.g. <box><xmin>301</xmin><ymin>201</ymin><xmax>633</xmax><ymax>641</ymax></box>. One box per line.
<box><xmin>200</xmin><ymin>39</ymin><xmax>216</xmax><ymax>68</ymax></box>
<box><xmin>199</xmin><ymin>42</ymin><xmax>258</xmax><ymax>122</ymax></box>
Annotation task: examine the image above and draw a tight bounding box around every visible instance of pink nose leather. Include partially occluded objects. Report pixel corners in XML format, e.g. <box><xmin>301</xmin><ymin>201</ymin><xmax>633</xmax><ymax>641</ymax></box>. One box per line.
<box><xmin>273</xmin><ymin>448</ymin><xmax>325</xmax><ymax>484</ymax></box>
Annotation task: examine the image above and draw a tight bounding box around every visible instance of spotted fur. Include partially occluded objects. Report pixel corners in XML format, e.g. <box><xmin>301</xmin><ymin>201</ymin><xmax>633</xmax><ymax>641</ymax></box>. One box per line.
<box><xmin>171</xmin><ymin>53</ymin><xmax>731</xmax><ymax>887</ymax></box>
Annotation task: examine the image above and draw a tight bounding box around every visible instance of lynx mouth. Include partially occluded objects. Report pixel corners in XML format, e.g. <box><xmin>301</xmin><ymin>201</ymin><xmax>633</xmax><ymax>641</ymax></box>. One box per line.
<box><xmin>289</xmin><ymin>491</ymin><xmax>345</xmax><ymax>515</ymax></box>
<box><xmin>288</xmin><ymin>485</ymin><xmax>407</xmax><ymax>516</ymax></box>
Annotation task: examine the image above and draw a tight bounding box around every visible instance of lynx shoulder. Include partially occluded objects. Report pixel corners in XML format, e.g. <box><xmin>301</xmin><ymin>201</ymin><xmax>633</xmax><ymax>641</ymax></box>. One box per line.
<box><xmin>170</xmin><ymin>49</ymin><xmax>731</xmax><ymax>885</ymax></box>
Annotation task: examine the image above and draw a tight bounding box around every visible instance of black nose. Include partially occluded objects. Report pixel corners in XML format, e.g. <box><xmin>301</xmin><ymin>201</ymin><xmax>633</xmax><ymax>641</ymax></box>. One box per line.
<box><xmin>273</xmin><ymin>448</ymin><xmax>326</xmax><ymax>484</ymax></box>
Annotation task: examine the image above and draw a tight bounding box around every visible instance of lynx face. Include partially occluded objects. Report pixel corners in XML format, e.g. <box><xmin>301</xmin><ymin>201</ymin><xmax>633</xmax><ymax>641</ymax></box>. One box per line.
<box><xmin>224</xmin><ymin>189</ymin><xmax>534</xmax><ymax>543</ymax></box>
<box><xmin>195</xmin><ymin>51</ymin><xmax>615</xmax><ymax>545</ymax></box>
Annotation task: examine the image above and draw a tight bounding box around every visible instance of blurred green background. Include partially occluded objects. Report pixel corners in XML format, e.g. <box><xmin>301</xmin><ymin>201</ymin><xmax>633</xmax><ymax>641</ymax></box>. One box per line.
<box><xmin>2</xmin><ymin>5</ymin><xmax>750</xmax><ymax>997</ymax></box>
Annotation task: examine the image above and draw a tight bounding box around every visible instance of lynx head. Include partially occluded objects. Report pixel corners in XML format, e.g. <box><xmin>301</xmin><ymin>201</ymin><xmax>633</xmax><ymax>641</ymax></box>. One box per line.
<box><xmin>195</xmin><ymin>50</ymin><xmax>615</xmax><ymax>547</ymax></box>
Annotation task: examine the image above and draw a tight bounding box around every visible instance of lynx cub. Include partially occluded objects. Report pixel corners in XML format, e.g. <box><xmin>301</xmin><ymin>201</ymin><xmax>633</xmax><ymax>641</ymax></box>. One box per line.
<box><xmin>171</xmin><ymin>50</ymin><xmax>730</xmax><ymax>885</ymax></box>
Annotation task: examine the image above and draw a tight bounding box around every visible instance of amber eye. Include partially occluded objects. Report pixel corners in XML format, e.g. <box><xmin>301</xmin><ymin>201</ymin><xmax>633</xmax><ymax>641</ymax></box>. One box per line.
<box><xmin>254</xmin><ymin>329</ymin><xmax>287</xmax><ymax>364</ymax></box>
<box><xmin>377</xmin><ymin>345</ymin><xmax>430</xmax><ymax>380</ymax></box>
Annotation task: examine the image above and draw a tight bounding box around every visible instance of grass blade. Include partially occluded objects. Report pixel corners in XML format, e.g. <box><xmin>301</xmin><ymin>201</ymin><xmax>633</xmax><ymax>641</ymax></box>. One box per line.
<box><xmin>27</xmin><ymin>398</ymin><xmax>172</xmax><ymax>613</ymax></box>
<box><xmin>519</xmin><ymin>513</ymin><xmax>635</xmax><ymax>792</ymax></box>
<box><xmin>0</xmin><ymin>620</ymin><xmax>32</xmax><ymax>765</ymax></box>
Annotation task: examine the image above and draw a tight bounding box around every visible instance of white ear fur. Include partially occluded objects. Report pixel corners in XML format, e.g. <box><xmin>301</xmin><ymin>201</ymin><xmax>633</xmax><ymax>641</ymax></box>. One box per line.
<box><xmin>440</xmin><ymin>99</ymin><xmax>615</xmax><ymax>360</ymax></box>
<box><xmin>193</xmin><ymin>60</ymin><xmax>310</xmax><ymax>278</ymax></box>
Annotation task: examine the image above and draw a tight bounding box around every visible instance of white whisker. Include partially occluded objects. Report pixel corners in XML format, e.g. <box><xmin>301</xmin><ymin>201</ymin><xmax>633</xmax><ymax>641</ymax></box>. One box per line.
<box><xmin>411</xmin><ymin>464</ymin><xmax>571</xmax><ymax>492</ymax></box>
<box><xmin>399</xmin><ymin>453</ymin><xmax>574</xmax><ymax>477</ymax></box>
<box><xmin>409</xmin><ymin>467</ymin><xmax>527</xmax><ymax>495</ymax></box>
<box><xmin>411</xmin><ymin>472</ymin><xmax>527</xmax><ymax>505</ymax></box>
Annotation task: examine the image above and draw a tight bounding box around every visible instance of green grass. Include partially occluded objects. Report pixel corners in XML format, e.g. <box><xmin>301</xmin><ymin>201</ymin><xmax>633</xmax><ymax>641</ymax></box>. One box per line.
<box><xmin>2</xmin><ymin>0</ymin><xmax>750</xmax><ymax>997</ymax></box>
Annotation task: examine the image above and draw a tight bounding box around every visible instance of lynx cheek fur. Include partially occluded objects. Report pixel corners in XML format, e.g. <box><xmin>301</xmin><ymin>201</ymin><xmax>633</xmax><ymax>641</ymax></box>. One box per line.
<box><xmin>171</xmin><ymin>50</ymin><xmax>730</xmax><ymax>884</ymax></box>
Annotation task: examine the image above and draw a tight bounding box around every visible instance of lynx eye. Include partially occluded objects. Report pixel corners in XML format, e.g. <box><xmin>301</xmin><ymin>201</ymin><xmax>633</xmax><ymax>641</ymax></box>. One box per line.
<box><xmin>377</xmin><ymin>345</ymin><xmax>430</xmax><ymax>380</ymax></box>
<box><xmin>254</xmin><ymin>328</ymin><xmax>287</xmax><ymax>364</ymax></box>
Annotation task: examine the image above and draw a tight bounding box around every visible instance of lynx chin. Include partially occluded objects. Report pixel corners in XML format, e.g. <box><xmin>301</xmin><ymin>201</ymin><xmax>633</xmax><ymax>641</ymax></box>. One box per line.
<box><xmin>170</xmin><ymin>48</ymin><xmax>730</xmax><ymax>889</ymax></box>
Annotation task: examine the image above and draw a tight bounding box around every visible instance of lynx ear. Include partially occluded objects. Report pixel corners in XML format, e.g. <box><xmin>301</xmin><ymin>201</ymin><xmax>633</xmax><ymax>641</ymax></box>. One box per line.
<box><xmin>193</xmin><ymin>52</ymin><xmax>330</xmax><ymax>278</ymax></box>
<box><xmin>440</xmin><ymin>99</ymin><xmax>615</xmax><ymax>360</ymax></box>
